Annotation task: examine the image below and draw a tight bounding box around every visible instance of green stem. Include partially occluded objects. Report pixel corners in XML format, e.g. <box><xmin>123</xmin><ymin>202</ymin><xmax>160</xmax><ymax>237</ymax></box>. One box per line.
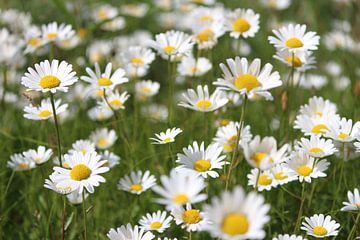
<box><xmin>347</xmin><ymin>211</ymin><xmax>360</xmax><ymax>240</ymax></box>
<box><xmin>167</xmin><ymin>57</ymin><xmax>175</xmax><ymax>126</ymax></box>
<box><xmin>1</xmin><ymin>68</ymin><xmax>7</xmax><ymax>109</ymax></box>
<box><xmin>254</xmin><ymin>168</ymin><xmax>260</xmax><ymax>192</ymax></box>
<box><xmin>61</xmin><ymin>196</ymin><xmax>66</xmax><ymax>240</ymax></box>
<box><xmin>189</xmin><ymin>231</ymin><xmax>192</xmax><ymax>240</ymax></box>
<box><xmin>50</xmin><ymin>92</ymin><xmax>62</xmax><ymax>167</ymax></box>
<box><xmin>82</xmin><ymin>191</ymin><xmax>87</xmax><ymax>240</ymax></box>
<box><xmin>294</xmin><ymin>182</ymin><xmax>306</xmax><ymax>233</ymax></box>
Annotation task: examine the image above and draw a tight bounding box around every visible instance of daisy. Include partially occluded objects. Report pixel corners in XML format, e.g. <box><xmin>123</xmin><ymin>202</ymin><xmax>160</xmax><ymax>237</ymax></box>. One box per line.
<box><xmin>299</xmin><ymin>74</ymin><xmax>328</xmax><ymax>90</ymax></box>
<box><xmin>301</xmin><ymin>214</ymin><xmax>340</xmax><ymax>238</ymax></box>
<box><xmin>21</xmin><ymin>59</ymin><xmax>78</xmax><ymax>93</ymax></box>
<box><xmin>100</xmin><ymin>150</ymin><xmax>121</xmax><ymax>168</ymax></box>
<box><xmin>107</xmin><ymin>224</ymin><xmax>155</xmax><ymax>240</ymax></box>
<box><xmin>268</xmin><ymin>24</ymin><xmax>320</xmax><ymax>53</ymax></box>
<box><xmin>225</xmin><ymin>8</ymin><xmax>260</xmax><ymax>39</ymax></box>
<box><xmin>326</xmin><ymin>117</ymin><xmax>360</xmax><ymax>142</ymax></box>
<box><xmin>273</xmin><ymin>49</ymin><xmax>316</xmax><ymax>72</ymax></box>
<box><xmin>270</xmin><ymin>163</ymin><xmax>297</xmax><ymax>186</ymax></box>
<box><xmin>204</xmin><ymin>186</ymin><xmax>270</xmax><ymax>239</ymax></box>
<box><xmin>23</xmin><ymin>98</ymin><xmax>68</xmax><ymax>120</ymax></box>
<box><xmin>51</xmin><ymin>152</ymin><xmax>109</xmax><ymax>194</ymax></box>
<box><xmin>152</xmin><ymin>169</ymin><xmax>207</xmax><ymax>210</ymax></box>
<box><xmin>92</xmin><ymin>4</ymin><xmax>118</xmax><ymax>23</ymax></box>
<box><xmin>24</xmin><ymin>26</ymin><xmax>45</xmax><ymax>54</ymax></box>
<box><xmin>243</xmin><ymin>136</ymin><xmax>289</xmax><ymax>170</ymax></box>
<box><xmin>294</xmin><ymin>115</ymin><xmax>336</xmax><ymax>136</ymax></box>
<box><xmin>177</xmin><ymin>56</ymin><xmax>212</xmax><ymax>77</ymax></box>
<box><xmin>88</xmin><ymin>106</ymin><xmax>114</xmax><ymax>121</ymax></box>
<box><xmin>261</xmin><ymin>0</ymin><xmax>291</xmax><ymax>10</ymax></box>
<box><xmin>295</xmin><ymin>135</ymin><xmax>337</xmax><ymax>158</ymax></box>
<box><xmin>272</xmin><ymin>234</ymin><xmax>304</xmax><ymax>240</ymax></box>
<box><xmin>23</xmin><ymin>146</ymin><xmax>53</xmax><ymax>165</ymax></box>
<box><xmin>69</xmin><ymin>139</ymin><xmax>96</xmax><ymax>156</ymax></box>
<box><xmin>150</xmin><ymin>128</ymin><xmax>182</xmax><ymax>144</ymax></box>
<box><xmin>135</xmin><ymin>80</ymin><xmax>160</xmax><ymax>99</ymax></box>
<box><xmin>176</xmin><ymin>141</ymin><xmax>227</xmax><ymax>178</ymax></box>
<box><xmin>171</xmin><ymin>203</ymin><xmax>210</xmax><ymax>232</ymax></box>
<box><xmin>247</xmin><ymin>168</ymin><xmax>276</xmax><ymax>191</ymax></box>
<box><xmin>7</xmin><ymin>153</ymin><xmax>36</xmax><ymax>171</ymax></box>
<box><xmin>213</xmin><ymin>122</ymin><xmax>252</xmax><ymax>153</ymax></box>
<box><xmin>323</xmin><ymin>30</ymin><xmax>354</xmax><ymax>51</ymax></box>
<box><xmin>90</xmin><ymin>128</ymin><xmax>118</xmax><ymax>149</ymax></box>
<box><xmin>120</xmin><ymin>3</ymin><xmax>149</xmax><ymax>18</ymax></box>
<box><xmin>214</xmin><ymin>57</ymin><xmax>282</xmax><ymax>100</ymax></box>
<box><xmin>87</xmin><ymin>40</ymin><xmax>112</xmax><ymax>64</ymax></box>
<box><xmin>178</xmin><ymin>85</ymin><xmax>228</xmax><ymax>112</ymax></box>
<box><xmin>142</xmin><ymin>104</ymin><xmax>168</xmax><ymax>122</ymax></box>
<box><xmin>118</xmin><ymin>170</ymin><xmax>156</xmax><ymax>195</ymax></box>
<box><xmin>81</xmin><ymin>62</ymin><xmax>128</xmax><ymax>90</ymax></box>
<box><xmin>341</xmin><ymin>188</ymin><xmax>360</xmax><ymax>212</ymax></box>
<box><xmin>285</xmin><ymin>151</ymin><xmax>330</xmax><ymax>183</ymax></box>
<box><xmin>139</xmin><ymin>210</ymin><xmax>173</xmax><ymax>233</ymax></box>
<box><xmin>44</xmin><ymin>172</ymin><xmax>73</xmax><ymax>194</ymax></box>
<box><xmin>67</xmin><ymin>191</ymin><xmax>89</xmax><ymax>205</ymax></box>
<box><xmin>41</xmin><ymin>22</ymin><xmax>75</xmax><ymax>43</ymax></box>
<box><xmin>297</xmin><ymin>96</ymin><xmax>337</xmax><ymax>119</ymax></box>
<box><xmin>101</xmin><ymin>17</ymin><xmax>126</xmax><ymax>32</ymax></box>
<box><xmin>101</xmin><ymin>91</ymin><xmax>130</xmax><ymax>110</ymax></box>
<box><xmin>121</xmin><ymin>46</ymin><xmax>155</xmax><ymax>68</ymax></box>
<box><xmin>192</xmin><ymin>21</ymin><xmax>225</xmax><ymax>49</ymax></box>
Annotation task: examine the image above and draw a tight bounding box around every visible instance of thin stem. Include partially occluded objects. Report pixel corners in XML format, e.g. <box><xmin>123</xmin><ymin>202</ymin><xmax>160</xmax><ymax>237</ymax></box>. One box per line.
<box><xmin>254</xmin><ymin>168</ymin><xmax>261</xmax><ymax>192</ymax></box>
<box><xmin>347</xmin><ymin>211</ymin><xmax>360</xmax><ymax>240</ymax></box>
<box><xmin>50</xmin><ymin>92</ymin><xmax>62</xmax><ymax>167</ymax></box>
<box><xmin>225</xmin><ymin>95</ymin><xmax>248</xmax><ymax>190</ymax></box>
<box><xmin>82</xmin><ymin>191</ymin><xmax>88</xmax><ymax>240</ymax></box>
<box><xmin>61</xmin><ymin>196</ymin><xmax>66</xmax><ymax>240</ymax></box>
<box><xmin>1</xmin><ymin>68</ymin><xmax>7</xmax><ymax>109</ymax></box>
<box><xmin>188</xmin><ymin>231</ymin><xmax>192</xmax><ymax>240</ymax></box>
<box><xmin>1</xmin><ymin>170</ymin><xmax>15</xmax><ymax>210</ymax></box>
<box><xmin>167</xmin><ymin>56</ymin><xmax>175</xmax><ymax>126</ymax></box>
<box><xmin>294</xmin><ymin>182</ymin><xmax>306</xmax><ymax>233</ymax></box>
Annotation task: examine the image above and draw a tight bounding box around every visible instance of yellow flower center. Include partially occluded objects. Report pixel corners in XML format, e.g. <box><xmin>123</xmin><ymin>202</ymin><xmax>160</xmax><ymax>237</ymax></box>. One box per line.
<box><xmin>286</xmin><ymin>55</ymin><xmax>302</xmax><ymax>67</ymax></box>
<box><xmin>297</xmin><ymin>165</ymin><xmax>312</xmax><ymax>176</ymax></box>
<box><xmin>234</xmin><ymin>74</ymin><xmax>261</xmax><ymax>91</ymax></box>
<box><xmin>98</xmin><ymin>77</ymin><xmax>112</xmax><ymax>86</ymax></box>
<box><xmin>131</xmin><ymin>57</ymin><xmax>144</xmax><ymax>65</ymax></box>
<box><xmin>232</xmin><ymin>18</ymin><xmax>250</xmax><ymax>33</ymax></box>
<box><xmin>285</xmin><ymin>37</ymin><xmax>304</xmax><ymax>48</ymax></box>
<box><xmin>97</xmin><ymin>9</ymin><xmax>108</xmax><ymax>20</ymax></box>
<box><xmin>258</xmin><ymin>174</ymin><xmax>272</xmax><ymax>186</ymax></box>
<box><xmin>109</xmin><ymin>99</ymin><xmax>122</xmax><ymax>107</ymax></box>
<box><xmin>81</xmin><ymin>149</ymin><xmax>88</xmax><ymax>155</ymax></box>
<box><xmin>96</xmin><ymin>90</ymin><xmax>104</xmax><ymax>97</ymax></box>
<box><xmin>163</xmin><ymin>45</ymin><xmax>176</xmax><ymax>54</ymax></box>
<box><xmin>97</xmin><ymin>138</ymin><xmax>109</xmax><ymax>147</ymax></box>
<box><xmin>38</xmin><ymin>110</ymin><xmax>52</xmax><ymax>118</ymax></box>
<box><xmin>173</xmin><ymin>194</ymin><xmax>188</xmax><ymax>204</ymax></box>
<box><xmin>141</xmin><ymin>87</ymin><xmax>152</xmax><ymax>93</ymax></box>
<box><xmin>309</xmin><ymin>147</ymin><xmax>323</xmax><ymax>153</ymax></box>
<box><xmin>194</xmin><ymin>159</ymin><xmax>211</xmax><ymax>172</ymax></box>
<box><xmin>338</xmin><ymin>132</ymin><xmax>349</xmax><ymax>140</ymax></box>
<box><xmin>191</xmin><ymin>67</ymin><xmax>200</xmax><ymax>73</ymax></box>
<box><xmin>162</xmin><ymin>137</ymin><xmax>173</xmax><ymax>143</ymax></box>
<box><xmin>78</xmin><ymin>28</ymin><xmax>88</xmax><ymax>39</ymax></box>
<box><xmin>311</xmin><ymin>124</ymin><xmax>329</xmax><ymax>134</ymax></box>
<box><xmin>197</xmin><ymin>28</ymin><xmax>214</xmax><ymax>42</ymax></box>
<box><xmin>28</xmin><ymin>37</ymin><xmax>41</xmax><ymax>46</ymax></box>
<box><xmin>251</xmin><ymin>152</ymin><xmax>271</xmax><ymax>167</ymax></box>
<box><xmin>196</xmin><ymin>100</ymin><xmax>212</xmax><ymax>109</ymax></box>
<box><xmin>70</xmin><ymin>164</ymin><xmax>91</xmax><ymax>181</ymax></box>
<box><xmin>274</xmin><ymin>171</ymin><xmax>288</xmax><ymax>180</ymax></box>
<box><xmin>19</xmin><ymin>163</ymin><xmax>29</xmax><ymax>170</ymax></box>
<box><xmin>63</xmin><ymin>162</ymin><xmax>70</xmax><ymax>168</ymax></box>
<box><xmin>150</xmin><ymin>221</ymin><xmax>162</xmax><ymax>229</ymax></box>
<box><xmin>220</xmin><ymin>119</ymin><xmax>230</xmax><ymax>126</ymax></box>
<box><xmin>199</xmin><ymin>15</ymin><xmax>213</xmax><ymax>22</ymax></box>
<box><xmin>47</xmin><ymin>32</ymin><xmax>58</xmax><ymax>39</ymax></box>
<box><xmin>313</xmin><ymin>226</ymin><xmax>328</xmax><ymax>236</ymax></box>
<box><xmin>130</xmin><ymin>184</ymin><xmax>143</xmax><ymax>192</ymax></box>
<box><xmin>182</xmin><ymin>209</ymin><xmax>201</xmax><ymax>224</ymax></box>
<box><xmin>39</xmin><ymin>75</ymin><xmax>61</xmax><ymax>89</ymax></box>
<box><xmin>315</xmin><ymin>111</ymin><xmax>323</xmax><ymax>117</ymax></box>
<box><xmin>222</xmin><ymin>213</ymin><xmax>249</xmax><ymax>236</ymax></box>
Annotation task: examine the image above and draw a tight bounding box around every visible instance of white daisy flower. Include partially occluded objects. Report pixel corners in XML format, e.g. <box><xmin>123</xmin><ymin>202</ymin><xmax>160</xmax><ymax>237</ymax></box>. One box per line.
<box><xmin>87</xmin><ymin>106</ymin><xmax>114</xmax><ymax>121</ymax></box>
<box><xmin>120</xmin><ymin>3</ymin><xmax>149</xmax><ymax>18</ymax></box>
<box><xmin>135</xmin><ymin>80</ymin><xmax>160</xmax><ymax>98</ymax></box>
<box><xmin>24</xmin><ymin>26</ymin><xmax>45</xmax><ymax>54</ymax></box>
<box><xmin>323</xmin><ymin>30</ymin><xmax>354</xmax><ymax>51</ymax></box>
<box><xmin>213</xmin><ymin>122</ymin><xmax>252</xmax><ymax>153</ymax></box>
<box><xmin>270</xmin><ymin>163</ymin><xmax>297</xmax><ymax>186</ymax></box>
<box><xmin>107</xmin><ymin>224</ymin><xmax>155</xmax><ymax>240</ymax></box>
<box><xmin>272</xmin><ymin>234</ymin><xmax>304</xmax><ymax>240</ymax></box>
<box><xmin>177</xmin><ymin>56</ymin><xmax>212</xmax><ymax>77</ymax></box>
<box><xmin>285</xmin><ymin>151</ymin><xmax>330</xmax><ymax>183</ymax></box>
<box><xmin>118</xmin><ymin>170</ymin><xmax>156</xmax><ymax>195</ymax></box>
<box><xmin>23</xmin><ymin>146</ymin><xmax>53</xmax><ymax>165</ymax></box>
<box><xmin>100</xmin><ymin>150</ymin><xmax>120</xmax><ymax>168</ymax></box>
<box><xmin>81</xmin><ymin>62</ymin><xmax>128</xmax><ymax>90</ymax></box>
<box><xmin>192</xmin><ymin>21</ymin><xmax>225</xmax><ymax>49</ymax></box>
<box><xmin>225</xmin><ymin>8</ymin><xmax>260</xmax><ymax>39</ymax></box>
<box><xmin>121</xmin><ymin>46</ymin><xmax>155</xmax><ymax>68</ymax></box>
<box><xmin>66</xmin><ymin>191</ymin><xmax>89</xmax><ymax>205</ymax></box>
<box><xmin>326</xmin><ymin>117</ymin><xmax>360</xmax><ymax>142</ymax></box>
<box><xmin>268</xmin><ymin>24</ymin><xmax>320</xmax><ymax>53</ymax></box>
<box><xmin>243</xmin><ymin>136</ymin><xmax>289</xmax><ymax>170</ymax></box>
<box><xmin>341</xmin><ymin>188</ymin><xmax>360</xmax><ymax>212</ymax></box>
<box><xmin>56</xmin><ymin>34</ymin><xmax>81</xmax><ymax>50</ymax></box>
<box><xmin>41</xmin><ymin>22</ymin><xmax>75</xmax><ymax>43</ymax></box>
<box><xmin>21</xmin><ymin>59</ymin><xmax>78</xmax><ymax>93</ymax></box>
<box><xmin>152</xmin><ymin>169</ymin><xmax>207</xmax><ymax>210</ymax></box>
<box><xmin>142</xmin><ymin>104</ymin><xmax>168</xmax><ymax>122</ymax></box>
<box><xmin>150</xmin><ymin>127</ymin><xmax>182</xmax><ymax>144</ymax></box>
<box><xmin>214</xmin><ymin>57</ymin><xmax>282</xmax><ymax>100</ymax></box>
<box><xmin>179</xmin><ymin>85</ymin><xmax>228</xmax><ymax>112</ymax></box>
<box><xmin>295</xmin><ymin>135</ymin><xmax>337</xmax><ymax>158</ymax></box>
<box><xmin>261</xmin><ymin>0</ymin><xmax>291</xmax><ymax>10</ymax></box>
<box><xmin>7</xmin><ymin>153</ymin><xmax>36</xmax><ymax>171</ymax></box>
<box><xmin>176</xmin><ymin>141</ymin><xmax>227</xmax><ymax>178</ymax></box>
<box><xmin>23</xmin><ymin>98</ymin><xmax>68</xmax><ymax>120</ymax></box>
<box><xmin>171</xmin><ymin>203</ymin><xmax>210</xmax><ymax>232</ymax></box>
<box><xmin>101</xmin><ymin>17</ymin><xmax>126</xmax><ymax>31</ymax></box>
<box><xmin>90</xmin><ymin>128</ymin><xmax>118</xmax><ymax>149</ymax></box>
<box><xmin>87</xmin><ymin>40</ymin><xmax>112</xmax><ymax>64</ymax></box>
<box><xmin>139</xmin><ymin>210</ymin><xmax>173</xmax><ymax>233</ymax></box>
<box><xmin>297</xmin><ymin>96</ymin><xmax>337</xmax><ymax>119</ymax></box>
<box><xmin>301</xmin><ymin>214</ymin><xmax>340</xmax><ymax>238</ymax></box>
<box><xmin>92</xmin><ymin>4</ymin><xmax>118</xmax><ymax>23</ymax></box>
<box><xmin>101</xmin><ymin>90</ymin><xmax>130</xmax><ymax>110</ymax></box>
<box><xmin>273</xmin><ymin>49</ymin><xmax>316</xmax><ymax>72</ymax></box>
<box><xmin>51</xmin><ymin>152</ymin><xmax>109</xmax><ymax>194</ymax></box>
<box><xmin>298</xmin><ymin>74</ymin><xmax>328</xmax><ymax>90</ymax></box>
<box><xmin>247</xmin><ymin>168</ymin><xmax>276</xmax><ymax>191</ymax></box>
<box><xmin>69</xmin><ymin>139</ymin><xmax>96</xmax><ymax>156</ymax></box>
<box><xmin>44</xmin><ymin>172</ymin><xmax>73</xmax><ymax>194</ymax></box>
<box><xmin>294</xmin><ymin>115</ymin><xmax>337</xmax><ymax>136</ymax></box>
<box><xmin>204</xmin><ymin>186</ymin><xmax>270</xmax><ymax>239</ymax></box>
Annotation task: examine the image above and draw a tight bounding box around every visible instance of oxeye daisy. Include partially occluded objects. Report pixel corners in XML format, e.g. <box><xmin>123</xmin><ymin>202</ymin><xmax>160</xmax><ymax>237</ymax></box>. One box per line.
<box><xmin>192</xmin><ymin>22</ymin><xmax>225</xmax><ymax>49</ymax></box>
<box><xmin>24</xmin><ymin>26</ymin><xmax>45</xmax><ymax>54</ymax></box>
<box><xmin>171</xmin><ymin>203</ymin><xmax>210</xmax><ymax>232</ymax></box>
<box><xmin>135</xmin><ymin>80</ymin><xmax>160</xmax><ymax>99</ymax></box>
<box><xmin>178</xmin><ymin>85</ymin><xmax>228</xmax><ymax>112</ymax></box>
<box><xmin>326</xmin><ymin>117</ymin><xmax>360</xmax><ymax>142</ymax></box>
<box><xmin>204</xmin><ymin>186</ymin><xmax>270</xmax><ymax>239</ymax></box>
<box><xmin>298</xmin><ymin>74</ymin><xmax>328</xmax><ymax>90</ymax></box>
<box><xmin>7</xmin><ymin>153</ymin><xmax>36</xmax><ymax>171</ymax></box>
<box><xmin>177</xmin><ymin>56</ymin><xmax>212</xmax><ymax>77</ymax></box>
<box><xmin>272</xmin><ymin>234</ymin><xmax>304</xmax><ymax>240</ymax></box>
<box><xmin>118</xmin><ymin>170</ymin><xmax>156</xmax><ymax>195</ymax></box>
<box><xmin>101</xmin><ymin>90</ymin><xmax>130</xmax><ymax>110</ymax></box>
<box><xmin>81</xmin><ymin>62</ymin><xmax>128</xmax><ymax>90</ymax></box>
<box><xmin>41</xmin><ymin>22</ymin><xmax>75</xmax><ymax>43</ymax></box>
<box><xmin>301</xmin><ymin>214</ymin><xmax>340</xmax><ymax>238</ymax></box>
<box><xmin>225</xmin><ymin>8</ymin><xmax>260</xmax><ymax>39</ymax></box>
<box><xmin>121</xmin><ymin>46</ymin><xmax>155</xmax><ymax>68</ymax></box>
<box><xmin>66</xmin><ymin>191</ymin><xmax>89</xmax><ymax>205</ymax></box>
<box><xmin>92</xmin><ymin>4</ymin><xmax>118</xmax><ymax>23</ymax></box>
<box><xmin>273</xmin><ymin>49</ymin><xmax>316</xmax><ymax>72</ymax></box>
<box><xmin>44</xmin><ymin>172</ymin><xmax>73</xmax><ymax>194</ymax></box>
<box><xmin>23</xmin><ymin>146</ymin><xmax>53</xmax><ymax>165</ymax></box>
<box><xmin>261</xmin><ymin>0</ymin><xmax>291</xmax><ymax>10</ymax></box>
<box><xmin>90</xmin><ymin>128</ymin><xmax>118</xmax><ymax>149</ymax></box>
<box><xmin>295</xmin><ymin>135</ymin><xmax>337</xmax><ymax>158</ymax></box>
<box><xmin>176</xmin><ymin>141</ymin><xmax>227</xmax><ymax>178</ymax></box>
<box><xmin>68</xmin><ymin>139</ymin><xmax>96</xmax><ymax>156</ymax></box>
<box><xmin>214</xmin><ymin>57</ymin><xmax>282</xmax><ymax>100</ymax></box>
<box><xmin>139</xmin><ymin>210</ymin><xmax>173</xmax><ymax>233</ymax></box>
<box><xmin>100</xmin><ymin>150</ymin><xmax>121</xmax><ymax>168</ymax></box>
<box><xmin>88</xmin><ymin>106</ymin><xmax>114</xmax><ymax>121</ymax></box>
<box><xmin>297</xmin><ymin>96</ymin><xmax>337</xmax><ymax>119</ymax></box>
<box><xmin>150</xmin><ymin>127</ymin><xmax>182</xmax><ymax>144</ymax></box>
<box><xmin>294</xmin><ymin>115</ymin><xmax>337</xmax><ymax>136</ymax></box>
<box><xmin>152</xmin><ymin>169</ymin><xmax>207</xmax><ymax>210</ymax></box>
<box><xmin>107</xmin><ymin>224</ymin><xmax>155</xmax><ymax>240</ymax></box>
<box><xmin>247</xmin><ymin>168</ymin><xmax>276</xmax><ymax>191</ymax></box>
<box><xmin>243</xmin><ymin>136</ymin><xmax>289</xmax><ymax>170</ymax></box>
<box><xmin>23</xmin><ymin>98</ymin><xmax>68</xmax><ymax>120</ymax></box>
<box><xmin>341</xmin><ymin>188</ymin><xmax>360</xmax><ymax>212</ymax></box>
<box><xmin>285</xmin><ymin>151</ymin><xmax>329</xmax><ymax>183</ymax></box>
<box><xmin>213</xmin><ymin>122</ymin><xmax>252</xmax><ymax>153</ymax></box>
<box><xmin>21</xmin><ymin>59</ymin><xmax>78</xmax><ymax>93</ymax></box>
<box><xmin>51</xmin><ymin>152</ymin><xmax>109</xmax><ymax>194</ymax></box>
<box><xmin>268</xmin><ymin>24</ymin><xmax>320</xmax><ymax>53</ymax></box>
<box><xmin>270</xmin><ymin>163</ymin><xmax>297</xmax><ymax>186</ymax></box>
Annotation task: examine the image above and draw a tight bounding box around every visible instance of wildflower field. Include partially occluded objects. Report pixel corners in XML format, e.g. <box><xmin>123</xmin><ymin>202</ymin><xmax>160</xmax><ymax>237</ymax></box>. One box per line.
<box><xmin>1</xmin><ymin>0</ymin><xmax>360</xmax><ymax>239</ymax></box>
